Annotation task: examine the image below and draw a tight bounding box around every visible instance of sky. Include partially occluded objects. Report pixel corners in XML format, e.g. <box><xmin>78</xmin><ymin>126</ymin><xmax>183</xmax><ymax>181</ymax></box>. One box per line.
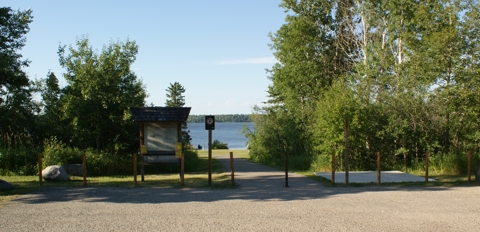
<box><xmin>4</xmin><ymin>1</ymin><xmax>287</xmax><ymax>115</ymax></box>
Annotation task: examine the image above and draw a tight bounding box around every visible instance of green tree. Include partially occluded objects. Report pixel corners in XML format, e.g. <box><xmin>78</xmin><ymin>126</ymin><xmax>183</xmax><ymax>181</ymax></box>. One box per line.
<box><xmin>249</xmin><ymin>0</ymin><xmax>480</xmax><ymax>173</ymax></box>
<box><xmin>165</xmin><ymin>82</ymin><xmax>191</xmax><ymax>149</ymax></box>
<box><xmin>37</xmin><ymin>71</ymin><xmax>67</xmax><ymax>141</ymax></box>
<box><xmin>0</xmin><ymin>7</ymin><xmax>36</xmax><ymax>147</ymax></box>
<box><xmin>165</xmin><ymin>82</ymin><xmax>185</xmax><ymax>107</ymax></box>
<box><xmin>58</xmin><ymin>36</ymin><xmax>147</xmax><ymax>152</ymax></box>
<box><xmin>247</xmin><ymin>0</ymin><xmax>345</xmax><ymax>169</ymax></box>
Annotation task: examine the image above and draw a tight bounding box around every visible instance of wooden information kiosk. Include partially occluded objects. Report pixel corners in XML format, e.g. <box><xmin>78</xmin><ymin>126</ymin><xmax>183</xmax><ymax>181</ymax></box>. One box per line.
<box><xmin>130</xmin><ymin>107</ymin><xmax>191</xmax><ymax>182</ymax></box>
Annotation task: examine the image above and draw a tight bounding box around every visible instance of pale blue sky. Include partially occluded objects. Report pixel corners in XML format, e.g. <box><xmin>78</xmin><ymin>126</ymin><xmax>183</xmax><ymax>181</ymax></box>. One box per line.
<box><xmin>5</xmin><ymin>1</ymin><xmax>287</xmax><ymax>114</ymax></box>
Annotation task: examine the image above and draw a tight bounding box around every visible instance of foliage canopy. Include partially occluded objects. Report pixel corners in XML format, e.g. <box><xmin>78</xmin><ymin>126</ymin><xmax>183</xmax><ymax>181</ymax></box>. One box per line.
<box><xmin>247</xmin><ymin>0</ymin><xmax>480</xmax><ymax>173</ymax></box>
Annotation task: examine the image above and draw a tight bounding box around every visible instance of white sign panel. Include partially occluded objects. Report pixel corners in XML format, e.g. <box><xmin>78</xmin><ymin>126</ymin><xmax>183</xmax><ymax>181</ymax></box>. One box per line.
<box><xmin>144</xmin><ymin>123</ymin><xmax>178</xmax><ymax>151</ymax></box>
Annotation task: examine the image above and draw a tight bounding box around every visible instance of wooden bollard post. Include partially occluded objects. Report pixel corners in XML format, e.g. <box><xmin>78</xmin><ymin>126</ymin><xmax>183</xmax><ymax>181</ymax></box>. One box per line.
<box><xmin>38</xmin><ymin>154</ymin><xmax>42</xmax><ymax>186</ymax></box>
<box><xmin>285</xmin><ymin>151</ymin><xmax>289</xmax><ymax>187</ymax></box>
<box><xmin>230</xmin><ymin>152</ymin><xmax>235</xmax><ymax>186</ymax></box>
<box><xmin>134</xmin><ymin>153</ymin><xmax>137</xmax><ymax>186</ymax></box>
<box><xmin>82</xmin><ymin>153</ymin><xmax>87</xmax><ymax>186</ymax></box>
<box><xmin>468</xmin><ymin>151</ymin><xmax>471</xmax><ymax>181</ymax></box>
<box><xmin>181</xmin><ymin>153</ymin><xmax>185</xmax><ymax>186</ymax></box>
<box><xmin>141</xmin><ymin>154</ymin><xmax>145</xmax><ymax>182</ymax></box>
<box><xmin>331</xmin><ymin>151</ymin><xmax>335</xmax><ymax>184</ymax></box>
<box><xmin>344</xmin><ymin>118</ymin><xmax>349</xmax><ymax>185</ymax></box>
<box><xmin>377</xmin><ymin>152</ymin><xmax>381</xmax><ymax>184</ymax></box>
<box><xmin>425</xmin><ymin>152</ymin><xmax>429</xmax><ymax>183</ymax></box>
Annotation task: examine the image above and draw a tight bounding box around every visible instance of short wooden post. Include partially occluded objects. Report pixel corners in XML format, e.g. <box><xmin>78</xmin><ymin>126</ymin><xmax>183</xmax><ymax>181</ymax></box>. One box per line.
<box><xmin>134</xmin><ymin>153</ymin><xmax>137</xmax><ymax>186</ymax></box>
<box><xmin>377</xmin><ymin>152</ymin><xmax>381</xmax><ymax>184</ymax></box>
<box><xmin>141</xmin><ymin>154</ymin><xmax>145</xmax><ymax>182</ymax></box>
<box><xmin>230</xmin><ymin>152</ymin><xmax>235</xmax><ymax>186</ymax></box>
<box><xmin>284</xmin><ymin>151</ymin><xmax>289</xmax><ymax>187</ymax></box>
<box><xmin>468</xmin><ymin>151</ymin><xmax>471</xmax><ymax>181</ymax></box>
<box><xmin>331</xmin><ymin>151</ymin><xmax>335</xmax><ymax>184</ymax></box>
<box><xmin>140</xmin><ymin>123</ymin><xmax>145</xmax><ymax>182</ymax></box>
<box><xmin>344</xmin><ymin>118</ymin><xmax>349</xmax><ymax>185</ymax></box>
<box><xmin>82</xmin><ymin>152</ymin><xmax>87</xmax><ymax>186</ymax></box>
<box><xmin>425</xmin><ymin>152</ymin><xmax>429</xmax><ymax>183</ymax></box>
<box><xmin>181</xmin><ymin>153</ymin><xmax>185</xmax><ymax>186</ymax></box>
<box><xmin>38</xmin><ymin>154</ymin><xmax>42</xmax><ymax>186</ymax></box>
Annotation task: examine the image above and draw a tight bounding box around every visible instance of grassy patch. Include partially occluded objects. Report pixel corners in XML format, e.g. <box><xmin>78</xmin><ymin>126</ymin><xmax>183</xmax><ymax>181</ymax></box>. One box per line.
<box><xmin>0</xmin><ymin>154</ymin><xmax>239</xmax><ymax>204</ymax></box>
<box><xmin>1</xmin><ymin>173</ymin><xmax>233</xmax><ymax>204</ymax></box>
<box><xmin>246</xmin><ymin>157</ymin><xmax>479</xmax><ymax>187</ymax></box>
<box><xmin>0</xmin><ymin>176</ymin><xmax>41</xmax><ymax>204</ymax></box>
<box><xmin>196</xmin><ymin>149</ymin><xmax>250</xmax><ymax>159</ymax></box>
<box><xmin>296</xmin><ymin>170</ymin><xmax>479</xmax><ymax>187</ymax></box>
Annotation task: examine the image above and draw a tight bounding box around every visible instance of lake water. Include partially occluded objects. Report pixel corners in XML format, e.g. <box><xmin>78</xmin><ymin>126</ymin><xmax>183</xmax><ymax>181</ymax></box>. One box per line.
<box><xmin>187</xmin><ymin>122</ymin><xmax>253</xmax><ymax>150</ymax></box>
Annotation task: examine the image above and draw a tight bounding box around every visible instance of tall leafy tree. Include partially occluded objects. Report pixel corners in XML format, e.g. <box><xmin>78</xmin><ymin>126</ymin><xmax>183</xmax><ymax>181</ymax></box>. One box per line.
<box><xmin>165</xmin><ymin>82</ymin><xmax>191</xmax><ymax>149</ymax></box>
<box><xmin>249</xmin><ymin>0</ymin><xmax>480</xmax><ymax>173</ymax></box>
<box><xmin>256</xmin><ymin>0</ymin><xmax>343</xmax><ymax>165</ymax></box>
<box><xmin>58</xmin><ymin>36</ymin><xmax>147</xmax><ymax>152</ymax></box>
<box><xmin>0</xmin><ymin>7</ymin><xmax>36</xmax><ymax>147</ymax></box>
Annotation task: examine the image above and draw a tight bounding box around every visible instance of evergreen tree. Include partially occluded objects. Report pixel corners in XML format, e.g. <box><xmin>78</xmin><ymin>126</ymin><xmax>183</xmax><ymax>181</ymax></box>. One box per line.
<box><xmin>165</xmin><ymin>82</ymin><xmax>185</xmax><ymax>107</ymax></box>
<box><xmin>38</xmin><ymin>71</ymin><xmax>66</xmax><ymax>141</ymax></box>
<box><xmin>165</xmin><ymin>82</ymin><xmax>191</xmax><ymax>149</ymax></box>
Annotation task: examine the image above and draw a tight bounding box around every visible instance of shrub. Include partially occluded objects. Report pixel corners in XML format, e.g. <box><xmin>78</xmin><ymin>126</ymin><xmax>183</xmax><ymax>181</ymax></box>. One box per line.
<box><xmin>85</xmin><ymin>149</ymin><xmax>132</xmax><ymax>176</ymax></box>
<box><xmin>42</xmin><ymin>137</ymin><xmax>83</xmax><ymax>167</ymax></box>
<box><xmin>212</xmin><ymin>140</ymin><xmax>229</xmax><ymax>149</ymax></box>
<box><xmin>0</xmin><ymin>147</ymin><xmax>40</xmax><ymax>175</ymax></box>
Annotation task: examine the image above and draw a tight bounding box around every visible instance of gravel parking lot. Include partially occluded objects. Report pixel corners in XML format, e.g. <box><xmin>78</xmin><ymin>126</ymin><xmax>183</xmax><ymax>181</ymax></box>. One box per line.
<box><xmin>1</xmin><ymin>156</ymin><xmax>479</xmax><ymax>231</ymax></box>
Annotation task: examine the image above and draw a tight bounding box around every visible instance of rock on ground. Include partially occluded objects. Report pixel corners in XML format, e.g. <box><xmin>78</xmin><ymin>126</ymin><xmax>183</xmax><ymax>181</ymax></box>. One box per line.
<box><xmin>63</xmin><ymin>164</ymin><xmax>84</xmax><ymax>176</ymax></box>
<box><xmin>0</xmin><ymin>179</ymin><xmax>14</xmax><ymax>190</ymax></box>
<box><xmin>42</xmin><ymin>165</ymin><xmax>69</xmax><ymax>181</ymax></box>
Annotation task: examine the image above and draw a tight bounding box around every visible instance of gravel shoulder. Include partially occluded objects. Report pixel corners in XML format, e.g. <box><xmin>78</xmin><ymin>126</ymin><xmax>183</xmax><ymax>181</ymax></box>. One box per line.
<box><xmin>1</xmin><ymin>156</ymin><xmax>479</xmax><ymax>231</ymax></box>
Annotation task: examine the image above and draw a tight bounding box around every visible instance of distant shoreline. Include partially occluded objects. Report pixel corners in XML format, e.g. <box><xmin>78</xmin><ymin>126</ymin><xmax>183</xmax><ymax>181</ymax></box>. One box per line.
<box><xmin>187</xmin><ymin>114</ymin><xmax>252</xmax><ymax>123</ymax></box>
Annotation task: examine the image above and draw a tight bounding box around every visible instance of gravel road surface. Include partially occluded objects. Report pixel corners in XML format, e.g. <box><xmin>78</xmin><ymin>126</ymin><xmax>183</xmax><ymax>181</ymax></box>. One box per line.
<box><xmin>1</xmin><ymin>155</ymin><xmax>479</xmax><ymax>231</ymax></box>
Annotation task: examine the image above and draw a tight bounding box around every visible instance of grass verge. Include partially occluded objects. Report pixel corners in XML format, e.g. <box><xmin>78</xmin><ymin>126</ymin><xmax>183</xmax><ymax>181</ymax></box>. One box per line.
<box><xmin>0</xmin><ymin>152</ymin><xmax>248</xmax><ymax>204</ymax></box>
<box><xmin>244</xmin><ymin>155</ymin><xmax>479</xmax><ymax>187</ymax></box>
<box><xmin>196</xmin><ymin>149</ymin><xmax>249</xmax><ymax>159</ymax></box>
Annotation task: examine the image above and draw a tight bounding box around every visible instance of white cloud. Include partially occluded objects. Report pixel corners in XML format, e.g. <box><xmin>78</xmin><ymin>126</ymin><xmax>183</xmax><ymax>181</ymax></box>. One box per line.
<box><xmin>214</xmin><ymin>57</ymin><xmax>277</xmax><ymax>65</ymax></box>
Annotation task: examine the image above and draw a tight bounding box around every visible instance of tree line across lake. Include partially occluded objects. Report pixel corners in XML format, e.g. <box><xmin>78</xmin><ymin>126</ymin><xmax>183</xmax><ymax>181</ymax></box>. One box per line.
<box><xmin>187</xmin><ymin>114</ymin><xmax>252</xmax><ymax>123</ymax></box>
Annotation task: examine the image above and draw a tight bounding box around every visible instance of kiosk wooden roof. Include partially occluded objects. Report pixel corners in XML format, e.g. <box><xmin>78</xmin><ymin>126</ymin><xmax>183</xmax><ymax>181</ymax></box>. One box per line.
<box><xmin>130</xmin><ymin>107</ymin><xmax>191</xmax><ymax>123</ymax></box>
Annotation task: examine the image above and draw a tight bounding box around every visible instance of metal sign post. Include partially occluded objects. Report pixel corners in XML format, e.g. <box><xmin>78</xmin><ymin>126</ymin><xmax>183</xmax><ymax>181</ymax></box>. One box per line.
<box><xmin>205</xmin><ymin>116</ymin><xmax>215</xmax><ymax>186</ymax></box>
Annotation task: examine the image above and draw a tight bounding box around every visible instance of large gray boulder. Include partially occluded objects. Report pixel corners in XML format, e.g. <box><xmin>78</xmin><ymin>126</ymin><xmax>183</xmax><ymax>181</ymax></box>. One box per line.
<box><xmin>42</xmin><ymin>165</ymin><xmax>70</xmax><ymax>181</ymax></box>
<box><xmin>63</xmin><ymin>164</ymin><xmax>84</xmax><ymax>177</ymax></box>
<box><xmin>0</xmin><ymin>179</ymin><xmax>14</xmax><ymax>190</ymax></box>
